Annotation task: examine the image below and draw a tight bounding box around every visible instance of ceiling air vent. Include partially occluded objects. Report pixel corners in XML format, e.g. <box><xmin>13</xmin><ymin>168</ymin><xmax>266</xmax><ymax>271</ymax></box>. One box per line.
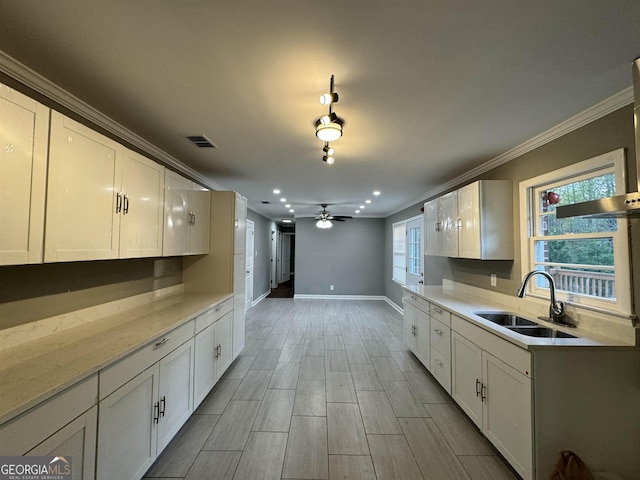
<box><xmin>185</xmin><ymin>135</ymin><xmax>218</xmax><ymax>149</ymax></box>
<box><xmin>261</xmin><ymin>201</ymin><xmax>271</xmax><ymax>204</ymax></box>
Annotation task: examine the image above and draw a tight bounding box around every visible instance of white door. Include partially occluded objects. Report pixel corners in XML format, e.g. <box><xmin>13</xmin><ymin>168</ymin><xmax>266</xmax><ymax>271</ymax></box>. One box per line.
<box><xmin>439</xmin><ymin>191</ymin><xmax>459</xmax><ymax>258</ymax></box>
<box><xmin>451</xmin><ymin>332</ymin><xmax>483</xmax><ymax>428</ymax></box>
<box><xmin>215</xmin><ymin>312</ymin><xmax>234</xmax><ymax>378</ymax></box>
<box><xmin>271</xmin><ymin>229</ymin><xmax>277</xmax><ymax>289</ymax></box>
<box><xmin>193</xmin><ymin>322</ymin><xmax>216</xmax><ymax>409</ymax></box>
<box><xmin>405</xmin><ymin>216</ymin><xmax>423</xmax><ymax>286</ymax></box>
<box><xmin>245</xmin><ymin>220</ymin><xmax>254</xmax><ymax>312</ymax></box>
<box><xmin>424</xmin><ymin>199</ymin><xmax>439</xmax><ymax>257</ymax></box>
<box><xmin>162</xmin><ymin>171</ymin><xmax>190</xmax><ymax>256</ymax></box>
<box><xmin>282</xmin><ymin>234</ymin><xmax>292</xmax><ymax>282</ymax></box>
<box><xmin>458</xmin><ymin>182</ymin><xmax>481</xmax><ymax>259</ymax></box>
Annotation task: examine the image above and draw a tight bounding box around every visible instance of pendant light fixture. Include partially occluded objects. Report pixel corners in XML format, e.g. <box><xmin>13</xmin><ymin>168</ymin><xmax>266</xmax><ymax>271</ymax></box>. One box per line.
<box><xmin>315</xmin><ymin>75</ymin><xmax>344</xmax><ymax>150</ymax></box>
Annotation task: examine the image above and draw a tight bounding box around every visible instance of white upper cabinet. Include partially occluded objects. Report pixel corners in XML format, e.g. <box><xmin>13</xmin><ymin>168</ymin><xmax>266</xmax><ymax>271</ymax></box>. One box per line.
<box><xmin>162</xmin><ymin>170</ymin><xmax>210</xmax><ymax>256</ymax></box>
<box><xmin>424</xmin><ymin>180</ymin><xmax>513</xmax><ymax>260</ymax></box>
<box><xmin>45</xmin><ymin>112</ymin><xmax>122</xmax><ymax>262</ymax></box>
<box><xmin>234</xmin><ymin>192</ymin><xmax>247</xmax><ymax>254</ymax></box>
<box><xmin>46</xmin><ymin>111</ymin><xmax>167</xmax><ymax>262</ymax></box>
<box><xmin>424</xmin><ymin>191</ymin><xmax>458</xmax><ymax>257</ymax></box>
<box><xmin>119</xmin><ymin>150</ymin><xmax>165</xmax><ymax>258</ymax></box>
<box><xmin>0</xmin><ymin>85</ymin><xmax>49</xmax><ymax>265</ymax></box>
<box><xmin>457</xmin><ymin>180</ymin><xmax>513</xmax><ymax>260</ymax></box>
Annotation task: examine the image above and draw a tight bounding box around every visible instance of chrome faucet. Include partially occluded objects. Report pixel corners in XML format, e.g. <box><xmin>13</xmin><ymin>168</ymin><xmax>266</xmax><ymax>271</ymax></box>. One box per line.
<box><xmin>517</xmin><ymin>271</ymin><xmax>575</xmax><ymax>328</ymax></box>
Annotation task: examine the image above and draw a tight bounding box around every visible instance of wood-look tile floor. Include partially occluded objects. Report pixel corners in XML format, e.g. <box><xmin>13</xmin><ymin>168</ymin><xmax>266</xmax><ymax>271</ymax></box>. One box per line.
<box><xmin>144</xmin><ymin>299</ymin><xmax>520</xmax><ymax>480</ymax></box>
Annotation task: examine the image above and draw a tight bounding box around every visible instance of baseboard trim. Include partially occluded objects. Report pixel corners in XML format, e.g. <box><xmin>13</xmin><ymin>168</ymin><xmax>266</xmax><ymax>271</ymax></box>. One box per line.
<box><xmin>384</xmin><ymin>297</ymin><xmax>404</xmax><ymax>315</ymax></box>
<box><xmin>252</xmin><ymin>291</ymin><xmax>270</xmax><ymax>307</ymax></box>
<box><xmin>293</xmin><ymin>294</ymin><xmax>387</xmax><ymax>301</ymax></box>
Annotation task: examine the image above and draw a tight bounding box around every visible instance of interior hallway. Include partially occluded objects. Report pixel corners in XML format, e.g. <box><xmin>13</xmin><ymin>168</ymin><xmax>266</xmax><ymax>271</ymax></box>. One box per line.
<box><xmin>143</xmin><ymin>298</ymin><xmax>519</xmax><ymax>480</ymax></box>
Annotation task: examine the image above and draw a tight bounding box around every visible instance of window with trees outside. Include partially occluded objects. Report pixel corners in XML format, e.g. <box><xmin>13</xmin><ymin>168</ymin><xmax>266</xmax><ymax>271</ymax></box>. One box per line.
<box><xmin>393</xmin><ymin>215</ymin><xmax>423</xmax><ymax>286</ymax></box>
<box><xmin>519</xmin><ymin>149</ymin><xmax>632</xmax><ymax>316</ymax></box>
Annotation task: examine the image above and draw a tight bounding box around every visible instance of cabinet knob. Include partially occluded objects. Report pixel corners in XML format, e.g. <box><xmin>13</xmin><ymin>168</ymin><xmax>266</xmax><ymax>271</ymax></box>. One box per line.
<box><xmin>433</xmin><ymin>307</ymin><xmax>443</xmax><ymax>314</ymax></box>
<box><xmin>434</xmin><ymin>329</ymin><xmax>443</xmax><ymax>335</ymax></box>
<box><xmin>435</xmin><ymin>359</ymin><xmax>443</xmax><ymax>366</ymax></box>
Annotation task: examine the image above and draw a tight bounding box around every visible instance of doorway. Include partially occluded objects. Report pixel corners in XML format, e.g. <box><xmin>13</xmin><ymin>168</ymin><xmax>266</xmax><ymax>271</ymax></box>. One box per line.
<box><xmin>268</xmin><ymin>230</ymin><xmax>295</xmax><ymax>298</ymax></box>
<box><xmin>245</xmin><ymin>220</ymin><xmax>254</xmax><ymax>312</ymax></box>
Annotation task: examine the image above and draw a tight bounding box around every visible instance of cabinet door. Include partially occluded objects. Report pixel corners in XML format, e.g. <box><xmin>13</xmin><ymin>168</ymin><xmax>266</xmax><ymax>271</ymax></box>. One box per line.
<box><xmin>438</xmin><ymin>191</ymin><xmax>459</xmax><ymax>257</ymax></box>
<box><xmin>187</xmin><ymin>185</ymin><xmax>211</xmax><ymax>255</ymax></box>
<box><xmin>423</xmin><ymin>199</ymin><xmax>439</xmax><ymax>256</ymax></box>
<box><xmin>232</xmin><ymin>254</ymin><xmax>246</xmax><ymax>359</ymax></box>
<box><xmin>28</xmin><ymin>406</ymin><xmax>97</xmax><ymax>480</ymax></box>
<box><xmin>234</xmin><ymin>193</ymin><xmax>247</xmax><ymax>254</ymax></box>
<box><xmin>482</xmin><ymin>352</ymin><xmax>532</xmax><ymax>480</ymax></box>
<box><xmin>403</xmin><ymin>300</ymin><xmax>417</xmax><ymax>352</ymax></box>
<box><xmin>162</xmin><ymin>171</ymin><xmax>190</xmax><ymax>256</ymax></box>
<box><xmin>0</xmin><ymin>85</ymin><xmax>48</xmax><ymax>265</ymax></box>
<box><xmin>119</xmin><ymin>150</ymin><xmax>165</xmax><ymax>258</ymax></box>
<box><xmin>451</xmin><ymin>332</ymin><xmax>482</xmax><ymax>428</ymax></box>
<box><xmin>193</xmin><ymin>322</ymin><xmax>216</xmax><ymax>409</ymax></box>
<box><xmin>157</xmin><ymin>339</ymin><xmax>194</xmax><ymax>452</ymax></box>
<box><xmin>415</xmin><ymin>308</ymin><xmax>430</xmax><ymax>368</ymax></box>
<box><xmin>216</xmin><ymin>311</ymin><xmax>234</xmax><ymax>378</ymax></box>
<box><xmin>458</xmin><ymin>182</ymin><xmax>481</xmax><ymax>259</ymax></box>
<box><xmin>46</xmin><ymin>112</ymin><xmax>121</xmax><ymax>262</ymax></box>
<box><xmin>97</xmin><ymin>364</ymin><xmax>159</xmax><ymax>480</ymax></box>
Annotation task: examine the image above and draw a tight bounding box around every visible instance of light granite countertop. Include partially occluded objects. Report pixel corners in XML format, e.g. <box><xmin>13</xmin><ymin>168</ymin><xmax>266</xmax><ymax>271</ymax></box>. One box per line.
<box><xmin>404</xmin><ymin>285</ymin><xmax>633</xmax><ymax>350</ymax></box>
<box><xmin>0</xmin><ymin>291</ymin><xmax>233</xmax><ymax>425</ymax></box>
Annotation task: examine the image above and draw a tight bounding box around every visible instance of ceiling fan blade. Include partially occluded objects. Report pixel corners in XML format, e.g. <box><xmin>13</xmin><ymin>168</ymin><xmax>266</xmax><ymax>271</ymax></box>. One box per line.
<box><xmin>333</xmin><ymin>217</ymin><xmax>347</xmax><ymax>222</ymax></box>
<box><xmin>332</xmin><ymin>215</ymin><xmax>352</xmax><ymax>220</ymax></box>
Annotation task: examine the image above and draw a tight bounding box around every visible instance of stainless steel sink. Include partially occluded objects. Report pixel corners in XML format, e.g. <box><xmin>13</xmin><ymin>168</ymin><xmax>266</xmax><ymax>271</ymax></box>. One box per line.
<box><xmin>506</xmin><ymin>326</ymin><xmax>577</xmax><ymax>339</ymax></box>
<box><xmin>474</xmin><ymin>312</ymin><xmax>538</xmax><ymax>327</ymax></box>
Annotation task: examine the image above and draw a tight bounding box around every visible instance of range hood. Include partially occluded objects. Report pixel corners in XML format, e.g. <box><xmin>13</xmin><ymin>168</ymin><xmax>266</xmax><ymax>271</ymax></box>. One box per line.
<box><xmin>556</xmin><ymin>58</ymin><xmax>640</xmax><ymax>219</ymax></box>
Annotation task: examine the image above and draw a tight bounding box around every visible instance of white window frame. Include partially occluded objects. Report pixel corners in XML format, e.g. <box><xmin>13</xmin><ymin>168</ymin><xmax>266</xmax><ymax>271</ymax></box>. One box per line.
<box><xmin>392</xmin><ymin>214</ymin><xmax>423</xmax><ymax>285</ymax></box>
<box><xmin>519</xmin><ymin>149</ymin><xmax>632</xmax><ymax>317</ymax></box>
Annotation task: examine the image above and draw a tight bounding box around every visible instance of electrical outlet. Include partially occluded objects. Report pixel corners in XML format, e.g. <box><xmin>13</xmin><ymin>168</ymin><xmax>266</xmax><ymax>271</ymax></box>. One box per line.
<box><xmin>490</xmin><ymin>274</ymin><xmax>497</xmax><ymax>287</ymax></box>
<box><xmin>330</xmin><ymin>285</ymin><xmax>334</xmax><ymax>291</ymax></box>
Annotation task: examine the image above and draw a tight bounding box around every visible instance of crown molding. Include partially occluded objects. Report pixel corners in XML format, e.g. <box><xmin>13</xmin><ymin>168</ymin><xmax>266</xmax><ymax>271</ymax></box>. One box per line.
<box><xmin>0</xmin><ymin>50</ymin><xmax>225</xmax><ymax>191</ymax></box>
<box><xmin>392</xmin><ymin>86</ymin><xmax>634</xmax><ymax>216</ymax></box>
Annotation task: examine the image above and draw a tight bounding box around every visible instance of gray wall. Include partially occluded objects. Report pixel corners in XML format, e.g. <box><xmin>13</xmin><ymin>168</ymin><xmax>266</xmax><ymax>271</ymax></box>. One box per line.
<box><xmin>383</xmin><ymin>105</ymin><xmax>638</xmax><ymax>313</ymax></box>
<box><xmin>247</xmin><ymin>209</ymin><xmax>276</xmax><ymax>302</ymax></box>
<box><xmin>295</xmin><ymin>218</ymin><xmax>385</xmax><ymax>296</ymax></box>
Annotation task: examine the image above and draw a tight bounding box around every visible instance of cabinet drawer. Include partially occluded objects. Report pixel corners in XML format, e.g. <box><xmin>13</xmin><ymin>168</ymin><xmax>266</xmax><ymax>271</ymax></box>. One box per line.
<box><xmin>0</xmin><ymin>375</ymin><xmax>98</xmax><ymax>455</ymax></box>
<box><xmin>100</xmin><ymin>319</ymin><xmax>195</xmax><ymax>399</ymax></box>
<box><xmin>403</xmin><ymin>292</ymin><xmax>429</xmax><ymax>313</ymax></box>
<box><xmin>430</xmin><ymin>318</ymin><xmax>451</xmax><ymax>360</ymax></box>
<box><xmin>195</xmin><ymin>298</ymin><xmax>233</xmax><ymax>333</ymax></box>
<box><xmin>429</xmin><ymin>304</ymin><xmax>451</xmax><ymax>326</ymax></box>
<box><xmin>430</xmin><ymin>348</ymin><xmax>451</xmax><ymax>394</ymax></box>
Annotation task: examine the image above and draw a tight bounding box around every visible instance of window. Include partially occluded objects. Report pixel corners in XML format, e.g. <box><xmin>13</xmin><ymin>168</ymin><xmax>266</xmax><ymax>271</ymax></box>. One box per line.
<box><xmin>392</xmin><ymin>215</ymin><xmax>423</xmax><ymax>285</ymax></box>
<box><xmin>519</xmin><ymin>149</ymin><xmax>631</xmax><ymax>316</ymax></box>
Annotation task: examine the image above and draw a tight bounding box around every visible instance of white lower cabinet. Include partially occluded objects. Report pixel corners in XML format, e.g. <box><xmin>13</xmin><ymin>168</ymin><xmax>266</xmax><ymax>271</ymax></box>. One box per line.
<box><xmin>96</xmin><ymin>334</ymin><xmax>195</xmax><ymax>480</ymax></box>
<box><xmin>193</xmin><ymin>309</ymin><xmax>233</xmax><ymax>408</ymax></box>
<box><xmin>402</xmin><ymin>292</ymin><xmax>430</xmax><ymax>366</ymax></box>
<box><xmin>0</xmin><ymin>375</ymin><xmax>98</xmax><ymax>480</ymax></box>
<box><xmin>451</xmin><ymin>329</ymin><xmax>532</xmax><ymax>480</ymax></box>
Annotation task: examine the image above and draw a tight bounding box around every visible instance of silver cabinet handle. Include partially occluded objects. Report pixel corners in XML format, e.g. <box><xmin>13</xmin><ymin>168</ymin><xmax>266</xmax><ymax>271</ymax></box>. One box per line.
<box><xmin>481</xmin><ymin>383</ymin><xmax>487</xmax><ymax>401</ymax></box>
<box><xmin>215</xmin><ymin>344</ymin><xmax>222</xmax><ymax>358</ymax></box>
<box><xmin>411</xmin><ymin>295</ymin><xmax>417</xmax><ymax>300</ymax></box>
<box><xmin>215</xmin><ymin>305</ymin><xmax>223</xmax><ymax>312</ymax></box>
<box><xmin>435</xmin><ymin>359</ymin><xmax>443</xmax><ymax>366</ymax></box>
<box><xmin>115</xmin><ymin>192</ymin><xmax>123</xmax><ymax>213</ymax></box>
<box><xmin>434</xmin><ymin>329</ymin><xmax>443</xmax><ymax>335</ymax></box>
<box><xmin>154</xmin><ymin>337</ymin><xmax>170</xmax><ymax>349</ymax></box>
<box><xmin>153</xmin><ymin>402</ymin><xmax>160</xmax><ymax>424</ymax></box>
<box><xmin>433</xmin><ymin>307</ymin><xmax>443</xmax><ymax>314</ymax></box>
<box><xmin>123</xmin><ymin>194</ymin><xmax>129</xmax><ymax>214</ymax></box>
<box><xmin>475</xmin><ymin>379</ymin><xmax>481</xmax><ymax>397</ymax></box>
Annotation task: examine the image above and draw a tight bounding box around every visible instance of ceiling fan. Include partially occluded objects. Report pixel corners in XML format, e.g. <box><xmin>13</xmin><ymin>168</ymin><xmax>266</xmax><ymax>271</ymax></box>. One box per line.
<box><xmin>315</xmin><ymin>204</ymin><xmax>352</xmax><ymax>229</ymax></box>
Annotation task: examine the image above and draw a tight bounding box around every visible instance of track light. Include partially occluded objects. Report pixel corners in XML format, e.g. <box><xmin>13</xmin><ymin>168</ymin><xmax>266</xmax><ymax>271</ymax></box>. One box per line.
<box><xmin>315</xmin><ymin>117</ymin><xmax>343</xmax><ymax>142</ymax></box>
<box><xmin>323</xmin><ymin>155</ymin><xmax>335</xmax><ymax>165</ymax></box>
<box><xmin>320</xmin><ymin>92</ymin><xmax>339</xmax><ymax>105</ymax></box>
<box><xmin>315</xmin><ymin>75</ymin><xmax>345</xmax><ymax>144</ymax></box>
<box><xmin>323</xmin><ymin>144</ymin><xmax>335</xmax><ymax>156</ymax></box>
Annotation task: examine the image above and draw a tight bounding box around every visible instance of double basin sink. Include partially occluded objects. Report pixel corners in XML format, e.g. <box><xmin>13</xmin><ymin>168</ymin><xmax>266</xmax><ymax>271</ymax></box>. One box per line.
<box><xmin>474</xmin><ymin>312</ymin><xmax>577</xmax><ymax>339</ymax></box>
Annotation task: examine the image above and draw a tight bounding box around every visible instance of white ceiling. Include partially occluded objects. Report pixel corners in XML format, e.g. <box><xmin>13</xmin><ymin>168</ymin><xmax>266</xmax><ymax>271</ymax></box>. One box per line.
<box><xmin>1</xmin><ymin>1</ymin><xmax>639</xmax><ymax>223</ymax></box>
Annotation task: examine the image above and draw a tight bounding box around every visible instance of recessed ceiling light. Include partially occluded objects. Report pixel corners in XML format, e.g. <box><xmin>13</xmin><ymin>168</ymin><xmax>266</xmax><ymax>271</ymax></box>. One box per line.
<box><xmin>273</xmin><ymin>189</ymin><xmax>281</xmax><ymax>194</ymax></box>
<box><xmin>373</xmin><ymin>191</ymin><xmax>381</xmax><ymax>196</ymax></box>
<box><xmin>289</xmin><ymin>209</ymin><xmax>295</xmax><ymax>213</ymax></box>
<box><xmin>285</xmin><ymin>204</ymin><xmax>291</xmax><ymax>208</ymax></box>
<box><xmin>280</xmin><ymin>198</ymin><xmax>287</xmax><ymax>202</ymax></box>
<box><xmin>282</xmin><ymin>219</ymin><xmax>293</xmax><ymax>223</ymax></box>
<box><xmin>360</xmin><ymin>205</ymin><xmax>365</xmax><ymax>209</ymax></box>
<box><xmin>355</xmin><ymin>209</ymin><xmax>360</xmax><ymax>214</ymax></box>
<box><xmin>365</xmin><ymin>199</ymin><xmax>371</xmax><ymax>204</ymax></box>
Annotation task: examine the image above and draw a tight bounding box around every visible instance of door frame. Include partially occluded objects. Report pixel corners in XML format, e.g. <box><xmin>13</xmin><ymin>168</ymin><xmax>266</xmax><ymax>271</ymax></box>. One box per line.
<box><xmin>245</xmin><ymin>220</ymin><xmax>254</xmax><ymax>312</ymax></box>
